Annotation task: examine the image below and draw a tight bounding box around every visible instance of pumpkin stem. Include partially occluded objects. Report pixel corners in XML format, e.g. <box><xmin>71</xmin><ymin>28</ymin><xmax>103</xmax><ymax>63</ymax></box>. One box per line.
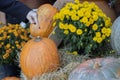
<box><xmin>35</xmin><ymin>36</ymin><xmax>41</xmax><ymax>42</ymax></box>
<box><xmin>93</xmin><ymin>62</ymin><xmax>101</xmax><ymax>69</ymax></box>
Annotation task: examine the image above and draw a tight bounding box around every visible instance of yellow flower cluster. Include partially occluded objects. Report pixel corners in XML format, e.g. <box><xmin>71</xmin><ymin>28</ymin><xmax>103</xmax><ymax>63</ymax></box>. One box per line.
<box><xmin>0</xmin><ymin>23</ymin><xmax>30</xmax><ymax>64</ymax></box>
<box><xmin>53</xmin><ymin>0</ymin><xmax>112</xmax><ymax>55</ymax></box>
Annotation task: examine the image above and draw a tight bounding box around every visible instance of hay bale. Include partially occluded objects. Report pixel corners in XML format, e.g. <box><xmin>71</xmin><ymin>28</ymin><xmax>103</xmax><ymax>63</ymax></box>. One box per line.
<box><xmin>110</xmin><ymin>16</ymin><xmax>120</xmax><ymax>55</ymax></box>
<box><xmin>37</xmin><ymin>62</ymin><xmax>80</xmax><ymax>80</ymax></box>
<box><xmin>21</xmin><ymin>50</ymin><xmax>90</xmax><ymax>80</ymax></box>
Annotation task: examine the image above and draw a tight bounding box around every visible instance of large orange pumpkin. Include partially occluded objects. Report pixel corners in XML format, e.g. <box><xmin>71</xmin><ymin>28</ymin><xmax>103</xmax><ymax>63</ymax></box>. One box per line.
<box><xmin>20</xmin><ymin>37</ymin><xmax>60</xmax><ymax>79</ymax></box>
<box><xmin>2</xmin><ymin>77</ymin><xmax>20</xmax><ymax>80</ymax></box>
<box><xmin>30</xmin><ymin>4</ymin><xmax>58</xmax><ymax>37</ymax></box>
<box><xmin>68</xmin><ymin>57</ymin><xmax>120</xmax><ymax>80</ymax></box>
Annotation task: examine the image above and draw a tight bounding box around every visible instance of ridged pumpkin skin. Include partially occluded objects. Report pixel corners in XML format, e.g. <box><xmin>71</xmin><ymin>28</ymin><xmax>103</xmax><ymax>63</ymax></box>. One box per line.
<box><xmin>30</xmin><ymin>4</ymin><xmax>58</xmax><ymax>37</ymax></box>
<box><xmin>20</xmin><ymin>38</ymin><xmax>60</xmax><ymax>78</ymax></box>
<box><xmin>2</xmin><ymin>77</ymin><xmax>20</xmax><ymax>80</ymax></box>
<box><xmin>68</xmin><ymin>57</ymin><xmax>120</xmax><ymax>80</ymax></box>
<box><xmin>110</xmin><ymin>17</ymin><xmax>120</xmax><ymax>55</ymax></box>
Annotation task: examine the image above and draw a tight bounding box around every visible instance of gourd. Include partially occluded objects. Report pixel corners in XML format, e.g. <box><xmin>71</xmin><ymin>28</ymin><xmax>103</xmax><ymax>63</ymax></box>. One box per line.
<box><xmin>30</xmin><ymin>4</ymin><xmax>58</xmax><ymax>37</ymax></box>
<box><xmin>2</xmin><ymin>77</ymin><xmax>20</xmax><ymax>80</ymax></box>
<box><xmin>20</xmin><ymin>37</ymin><xmax>60</xmax><ymax>79</ymax></box>
<box><xmin>68</xmin><ymin>57</ymin><xmax>120</xmax><ymax>80</ymax></box>
<box><xmin>110</xmin><ymin>16</ymin><xmax>120</xmax><ymax>55</ymax></box>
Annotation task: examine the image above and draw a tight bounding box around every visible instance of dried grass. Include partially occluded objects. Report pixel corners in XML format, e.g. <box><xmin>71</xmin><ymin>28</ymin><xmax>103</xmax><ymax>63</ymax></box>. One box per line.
<box><xmin>21</xmin><ymin>49</ymin><xmax>90</xmax><ymax>80</ymax></box>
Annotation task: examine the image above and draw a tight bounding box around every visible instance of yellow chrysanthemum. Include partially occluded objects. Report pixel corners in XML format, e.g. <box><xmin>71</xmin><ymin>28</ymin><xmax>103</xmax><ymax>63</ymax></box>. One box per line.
<box><xmin>8</xmin><ymin>30</ymin><xmax>12</xmax><ymax>33</ymax></box>
<box><xmin>85</xmin><ymin>11</ymin><xmax>91</xmax><ymax>18</ymax></box>
<box><xmin>105</xmin><ymin>18</ymin><xmax>112</xmax><ymax>27</ymax></box>
<box><xmin>74</xmin><ymin>0</ymin><xmax>80</xmax><ymax>4</ymax></box>
<box><xmin>96</xmin><ymin>37</ymin><xmax>103</xmax><ymax>43</ymax></box>
<box><xmin>14</xmin><ymin>31</ymin><xmax>18</xmax><ymax>37</ymax></box>
<box><xmin>104</xmin><ymin>28</ymin><xmax>111</xmax><ymax>37</ymax></box>
<box><xmin>77</xmin><ymin>10</ymin><xmax>84</xmax><ymax>17</ymax></box>
<box><xmin>76</xmin><ymin>29</ymin><xmax>83</xmax><ymax>35</ymax></box>
<box><xmin>63</xmin><ymin>23</ymin><xmax>69</xmax><ymax>29</ymax></box>
<box><xmin>85</xmin><ymin>22</ymin><xmax>91</xmax><ymax>27</ymax></box>
<box><xmin>59</xmin><ymin>13</ymin><xmax>65</xmax><ymax>21</ymax></box>
<box><xmin>101</xmin><ymin>27</ymin><xmax>106</xmax><ymax>34</ymax></box>
<box><xmin>80</xmin><ymin>17</ymin><xmax>88</xmax><ymax>23</ymax></box>
<box><xmin>106</xmin><ymin>28</ymin><xmax>111</xmax><ymax>34</ymax></box>
<box><xmin>93</xmin><ymin>37</ymin><xmax>97</xmax><ymax>41</ymax></box>
<box><xmin>105</xmin><ymin>32</ymin><xmax>111</xmax><ymax>37</ymax></box>
<box><xmin>65</xmin><ymin>2</ymin><xmax>74</xmax><ymax>8</ymax></box>
<box><xmin>102</xmin><ymin>35</ymin><xmax>106</xmax><ymax>40</ymax></box>
<box><xmin>96</xmin><ymin>32</ymin><xmax>101</xmax><ymax>37</ymax></box>
<box><xmin>7</xmin><ymin>36</ymin><xmax>10</xmax><ymax>39</ymax></box>
<box><xmin>12</xmin><ymin>46</ymin><xmax>15</xmax><ymax>49</ymax></box>
<box><xmin>89</xmin><ymin>18</ymin><xmax>94</xmax><ymax>25</ymax></box>
<box><xmin>83</xmin><ymin>1</ymin><xmax>89</xmax><ymax>6</ymax></box>
<box><xmin>59</xmin><ymin>22</ymin><xmax>64</xmax><ymax>29</ymax></box>
<box><xmin>72</xmin><ymin>4</ymin><xmax>79</xmax><ymax>10</ymax></box>
<box><xmin>64</xmin><ymin>30</ymin><xmax>69</xmax><ymax>34</ymax></box>
<box><xmin>69</xmin><ymin>10</ymin><xmax>77</xmax><ymax>16</ymax></box>
<box><xmin>6</xmin><ymin>44</ymin><xmax>11</xmax><ymax>49</ymax></box>
<box><xmin>0</xmin><ymin>37</ymin><xmax>2</xmax><ymax>40</ymax></box>
<box><xmin>69</xmin><ymin>24</ymin><xmax>76</xmax><ymax>32</ymax></box>
<box><xmin>92</xmin><ymin>24</ymin><xmax>98</xmax><ymax>31</ymax></box>
<box><xmin>71</xmin><ymin>14</ymin><xmax>79</xmax><ymax>21</ymax></box>
<box><xmin>92</xmin><ymin>14</ymin><xmax>98</xmax><ymax>21</ymax></box>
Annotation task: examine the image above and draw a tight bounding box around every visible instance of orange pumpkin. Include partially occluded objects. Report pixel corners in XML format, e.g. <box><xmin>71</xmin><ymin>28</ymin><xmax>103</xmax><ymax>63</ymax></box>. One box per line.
<box><xmin>20</xmin><ymin>37</ymin><xmax>60</xmax><ymax>79</ymax></box>
<box><xmin>30</xmin><ymin>4</ymin><xmax>58</xmax><ymax>37</ymax></box>
<box><xmin>2</xmin><ymin>77</ymin><xmax>20</xmax><ymax>80</ymax></box>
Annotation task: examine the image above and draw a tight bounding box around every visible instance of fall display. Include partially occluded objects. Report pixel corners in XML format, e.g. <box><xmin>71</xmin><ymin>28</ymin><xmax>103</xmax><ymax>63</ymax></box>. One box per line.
<box><xmin>0</xmin><ymin>0</ymin><xmax>119</xmax><ymax>80</ymax></box>
<box><xmin>20</xmin><ymin>37</ymin><xmax>60</xmax><ymax>79</ymax></box>
<box><xmin>68</xmin><ymin>57</ymin><xmax>120</xmax><ymax>80</ymax></box>
<box><xmin>30</xmin><ymin>4</ymin><xmax>58</xmax><ymax>37</ymax></box>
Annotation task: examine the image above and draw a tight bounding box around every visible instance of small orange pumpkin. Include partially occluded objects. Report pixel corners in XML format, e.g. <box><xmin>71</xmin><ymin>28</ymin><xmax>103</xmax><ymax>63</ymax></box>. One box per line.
<box><xmin>2</xmin><ymin>77</ymin><xmax>20</xmax><ymax>80</ymax></box>
<box><xmin>30</xmin><ymin>4</ymin><xmax>58</xmax><ymax>37</ymax></box>
<box><xmin>20</xmin><ymin>37</ymin><xmax>60</xmax><ymax>79</ymax></box>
